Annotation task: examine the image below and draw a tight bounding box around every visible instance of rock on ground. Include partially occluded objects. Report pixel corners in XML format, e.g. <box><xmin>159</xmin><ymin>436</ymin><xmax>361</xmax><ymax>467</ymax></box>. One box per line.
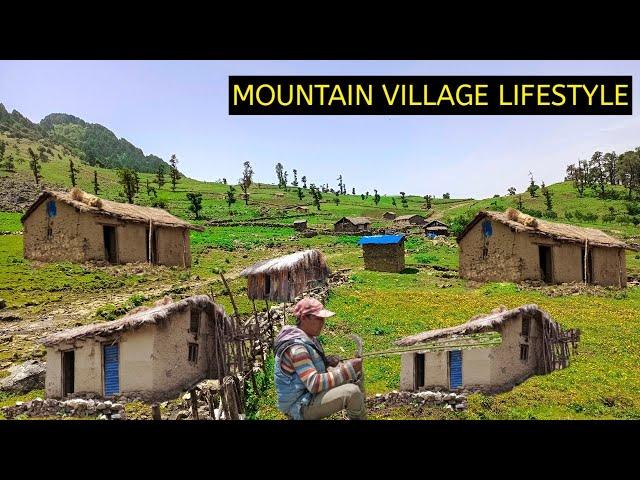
<box><xmin>0</xmin><ymin>359</ymin><xmax>46</xmax><ymax>393</ymax></box>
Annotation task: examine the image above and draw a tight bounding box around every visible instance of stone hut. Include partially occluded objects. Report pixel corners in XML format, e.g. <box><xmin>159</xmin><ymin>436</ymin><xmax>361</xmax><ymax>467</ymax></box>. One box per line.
<box><xmin>358</xmin><ymin>235</ymin><xmax>406</xmax><ymax>273</ymax></box>
<box><xmin>334</xmin><ymin>216</ymin><xmax>371</xmax><ymax>233</ymax></box>
<box><xmin>239</xmin><ymin>249</ymin><xmax>330</xmax><ymax>302</ymax></box>
<box><xmin>394</xmin><ymin>214</ymin><xmax>426</xmax><ymax>226</ymax></box>
<box><xmin>424</xmin><ymin>220</ymin><xmax>449</xmax><ymax>237</ymax></box>
<box><xmin>458</xmin><ymin>208</ymin><xmax>632</xmax><ymax>287</ymax></box>
<box><xmin>293</xmin><ymin>219</ymin><xmax>308</xmax><ymax>231</ymax></box>
<box><xmin>383</xmin><ymin>211</ymin><xmax>397</xmax><ymax>220</ymax></box>
<box><xmin>22</xmin><ymin>188</ymin><xmax>202</xmax><ymax>267</ymax></box>
<box><xmin>40</xmin><ymin>296</ymin><xmax>229</xmax><ymax>400</ymax></box>
<box><xmin>397</xmin><ymin>304</ymin><xmax>580</xmax><ymax>393</ymax></box>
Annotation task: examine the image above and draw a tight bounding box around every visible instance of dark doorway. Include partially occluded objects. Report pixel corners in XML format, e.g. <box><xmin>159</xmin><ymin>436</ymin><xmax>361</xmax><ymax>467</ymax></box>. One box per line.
<box><xmin>145</xmin><ymin>228</ymin><xmax>158</xmax><ymax>264</ymax></box>
<box><xmin>62</xmin><ymin>350</ymin><xmax>75</xmax><ymax>397</ymax></box>
<box><xmin>581</xmin><ymin>247</ymin><xmax>593</xmax><ymax>283</ymax></box>
<box><xmin>103</xmin><ymin>226</ymin><xmax>117</xmax><ymax>263</ymax></box>
<box><xmin>414</xmin><ymin>353</ymin><xmax>425</xmax><ymax>390</ymax></box>
<box><xmin>538</xmin><ymin>246</ymin><xmax>553</xmax><ymax>283</ymax></box>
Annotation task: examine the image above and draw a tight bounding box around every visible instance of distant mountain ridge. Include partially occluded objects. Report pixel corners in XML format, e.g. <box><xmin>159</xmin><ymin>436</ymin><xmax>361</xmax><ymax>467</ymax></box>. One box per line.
<box><xmin>0</xmin><ymin>103</ymin><xmax>170</xmax><ymax>174</ymax></box>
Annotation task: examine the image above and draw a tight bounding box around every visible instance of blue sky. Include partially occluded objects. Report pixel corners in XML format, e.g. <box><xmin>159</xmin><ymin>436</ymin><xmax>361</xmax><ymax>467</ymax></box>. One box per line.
<box><xmin>1</xmin><ymin>60</ymin><xmax>639</xmax><ymax>199</ymax></box>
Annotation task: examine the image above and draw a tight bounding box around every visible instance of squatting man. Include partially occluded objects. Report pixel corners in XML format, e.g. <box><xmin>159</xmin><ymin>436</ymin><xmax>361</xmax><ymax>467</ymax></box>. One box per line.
<box><xmin>273</xmin><ymin>297</ymin><xmax>366</xmax><ymax>420</ymax></box>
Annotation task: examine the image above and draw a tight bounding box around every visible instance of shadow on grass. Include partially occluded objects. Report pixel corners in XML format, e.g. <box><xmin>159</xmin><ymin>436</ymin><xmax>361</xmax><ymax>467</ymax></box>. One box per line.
<box><xmin>400</xmin><ymin>267</ymin><xmax>419</xmax><ymax>274</ymax></box>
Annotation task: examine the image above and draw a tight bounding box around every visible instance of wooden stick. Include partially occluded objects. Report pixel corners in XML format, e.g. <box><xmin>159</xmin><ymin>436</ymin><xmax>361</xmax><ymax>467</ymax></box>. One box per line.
<box><xmin>190</xmin><ymin>388</ymin><xmax>199</xmax><ymax>420</ymax></box>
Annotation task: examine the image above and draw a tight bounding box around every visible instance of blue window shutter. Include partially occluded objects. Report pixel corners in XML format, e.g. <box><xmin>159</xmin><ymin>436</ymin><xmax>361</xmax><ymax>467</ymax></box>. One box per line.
<box><xmin>47</xmin><ymin>200</ymin><xmax>57</xmax><ymax>217</ymax></box>
<box><xmin>103</xmin><ymin>344</ymin><xmax>120</xmax><ymax>396</ymax></box>
<box><xmin>449</xmin><ymin>350</ymin><xmax>463</xmax><ymax>389</ymax></box>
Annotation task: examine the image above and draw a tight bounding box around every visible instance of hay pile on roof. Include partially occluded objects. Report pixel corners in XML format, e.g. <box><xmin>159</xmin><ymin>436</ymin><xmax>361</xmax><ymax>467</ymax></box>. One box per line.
<box><xmin>395</xmin><ymin>304</ymin><xmax>550</xmax><ymax>346</ymax></box>
<box><xmin>41</xmin><ymin>295</ymin><xmax>225</xmax><ymax>346</ymax></box>
<box><xmin>459</xmin><ymin>209</ymin><xmax>630</xmax><ymax>249</ymax></box>
<box><xmin>22</xmin><ymin>189</ymin><xmax>202</xmax><ymax>230</ymax></box>
<box><xmin>239</xmin><ymin>249</ymin><xmax>328</xmax><ymax>277</ymax></box>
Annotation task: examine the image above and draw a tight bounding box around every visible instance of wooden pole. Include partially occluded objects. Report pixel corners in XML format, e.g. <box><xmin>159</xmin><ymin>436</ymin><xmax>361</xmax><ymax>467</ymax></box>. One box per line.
<box><xmin>583</xmin><ymin>239</ymin><xmax>588</xmax><ymax>283</ymax></box>
<box><xmin>148</xmin><ymin>220</ymin><xmax>153</xmax><ymax>263</ymax></box>
<box><xmin>265</xmin><ymin>299</ymin><xmax>274</xmax><ymax>346</ymax></box>
<box><xmin>220</xmin><ymin>273</ymin><xmax>245</xmax><ymax>374</ymax></box>
<box><xmin>190</xmin><ymin>388</ymin><xmax>199</xmax><ymax>420</ymax></box>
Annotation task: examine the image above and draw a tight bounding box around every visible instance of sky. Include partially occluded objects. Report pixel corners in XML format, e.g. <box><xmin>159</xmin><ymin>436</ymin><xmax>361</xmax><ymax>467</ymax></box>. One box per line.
<box><xmin>1</xmin><ymin>60</ymin><xmax>639</xmax><ymax>199</ymax></box>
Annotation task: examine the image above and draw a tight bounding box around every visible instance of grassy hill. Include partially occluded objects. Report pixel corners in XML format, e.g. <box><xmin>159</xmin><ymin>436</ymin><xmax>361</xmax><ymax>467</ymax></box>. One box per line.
<box><xmin>1</xmin><ymin>129</ymin><xmax>640</xmax><ymax>420</ymax></box>
<box><xmin>0</xmin><ymin>105</ymin><xmax>169</xmax><ymax>173</ymax></box>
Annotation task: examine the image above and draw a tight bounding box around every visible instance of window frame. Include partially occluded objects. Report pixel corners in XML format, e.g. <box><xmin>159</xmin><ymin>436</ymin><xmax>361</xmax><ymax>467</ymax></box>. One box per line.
<box><xmin>188</xmin><ymin>342</ymin><xmax>199</xmax><ymax>363</ymax></box>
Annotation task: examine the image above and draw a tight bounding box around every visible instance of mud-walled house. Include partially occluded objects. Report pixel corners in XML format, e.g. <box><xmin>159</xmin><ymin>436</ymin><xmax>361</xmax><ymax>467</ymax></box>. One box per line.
<box><xmin>383</xmin><ymin>211</ymin><xmax>397</xmax><ymax>220</ymax></box>
<box><xmin>239</xmin><ymin>249</ymin><xmax>330</xmax><ymax>302</ymax></box>
<box><xmin>22</xmin><ymin>188</ymin><xmax>203</xmax><ymax>267</ymax></box>
<box><xmin>397</xmin><ymin>304</ymin><xmax>580</xmax><ymax>393</ymax></box>
<box><xmin>358</xmin><ymin>235</ymin><xmax>406</xmax><ymax>273</ymax></box>
<box><xmin>424</xmin><ymin>220</ymin><xmax>449</xmax><ymax>237</ymax></box>
<box><xmin>293</xmin><ymin>219</ymin><xmax>307</xmax><ymax>231</ymax></box>
<box><xmin>41</xmin><ymin>296</ymin><xmax>229</xmax><ymax>400</ymax></box>
<box><xmin>458</xmin><ymin>208</ymin><xmax>632</xmax><ymax>287</ymax></box>
<box><xmin>394</xmin><ymin>214</ymin><xmax>426</xmax><ymax>226</ymax></box>
<box><xmin>334</xmin><ymin>216</ymin><xmax>371</xmax><ymax>233</ymax></box>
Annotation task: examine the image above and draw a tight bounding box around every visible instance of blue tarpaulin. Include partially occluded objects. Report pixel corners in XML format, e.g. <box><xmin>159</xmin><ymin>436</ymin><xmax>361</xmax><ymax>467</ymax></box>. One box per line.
<box><xmin>357</xmin><ymin>235</ymin><xmax>404</xmax><ymax>245</ymax></box>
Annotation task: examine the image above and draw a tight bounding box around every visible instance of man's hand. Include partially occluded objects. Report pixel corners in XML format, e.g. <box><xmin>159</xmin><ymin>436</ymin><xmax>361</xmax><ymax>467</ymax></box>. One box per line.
<box><xmin>349</xmin><ymin>358</ymin><xmax>362</xmax><ymax>373</ymax></box>
<box><xmin>325</xmin><ymin>355</ymin><xmax>341</xmax><ymax>367</ymax></box>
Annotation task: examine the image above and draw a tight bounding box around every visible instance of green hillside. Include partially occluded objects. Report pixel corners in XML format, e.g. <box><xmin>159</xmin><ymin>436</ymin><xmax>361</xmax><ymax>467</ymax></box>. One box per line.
<box><xmin>0</xmin><ymin>104</ymin><xmax>169</xmax><ymax>173</ymax></box>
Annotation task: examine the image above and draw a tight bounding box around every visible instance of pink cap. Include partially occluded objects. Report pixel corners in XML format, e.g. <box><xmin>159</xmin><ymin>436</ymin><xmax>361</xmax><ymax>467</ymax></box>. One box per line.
<box><xmin>293</xmin><ymin>297</ymin><xmax>335</xmax><ymax>319</ymax></box>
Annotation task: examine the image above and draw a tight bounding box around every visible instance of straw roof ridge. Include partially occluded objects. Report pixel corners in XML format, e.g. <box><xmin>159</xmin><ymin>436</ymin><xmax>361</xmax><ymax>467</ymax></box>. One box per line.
<box><xmin>395</xmin><ymin>214</ymin><xmax>424</xmax><ymax>221</ymax></box>
<box><xmin>395</xmin><ymin>304</ymin><xmax>553</xmax><ymax>346</ymax></box>
<box><xmin>337</xmin><ymin>216</ymin><xmax>371</xmax><ymax>225</ymax></box>
<box><xmin>22</xmin><ymin>189</ymin><xmax>202</xmax><ymax>231</ymax></box>
<box><xmin>41</xmin><ymin>295</ymin><xmax>224</xmax><ymax>346</ymax></box>
<box><xmin>239</xmin><ymin>249</ymin><xmax>328</xmax><ymax>276</ymax></box>
<box><xmin>457</xmin><ymin>209</ymin><xmax>630</xmax><ymax>249</ymax></box>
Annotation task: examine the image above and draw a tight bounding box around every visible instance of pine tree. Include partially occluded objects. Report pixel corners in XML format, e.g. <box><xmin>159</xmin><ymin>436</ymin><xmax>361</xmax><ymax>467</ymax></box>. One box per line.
<box><xmin>225</xmin><ymin>185</ymin><xmax>236</xmax><ymax>214</ymax></box>
<box><xmin>169</xmin><ymin>155</ymin><xmax>181</xmax><ymax>191</ymax></box>
<box><xmin>117</xmin><ymin>168</ymin><xmax>137</xmax><ymax>203</ymax></box>
<box><xmin>275</xmin><ymin>163</ymin><xmax>284</xmax><ymax>188</ymax></box>
<box><xmin>187</xmin><ymin>192</ymin><xmax>203</xmax><ymax>219</ymax></box>
<box><xmin>400</xmin><ymin>192</ymin><xmax>408</xmax><ymax>208</ymax></box>
<box><xmin>374</xmin><ymin>189</ymin><xmax>381</xmax><ymax>205</ymax></box>
<box><xmin>156</xmin><ymin>165</ymin><xmax>165</xmax><ymax>188</ymax></box>
<box><xmin>3</xmin><ymin>154</ymin><xmax>15</xmax><ymax>172</ymax></box>
<box><xmin>541</xmin><ymin>181</ymin><xmax>553</xmax><ymax>211</ymax></box>
<box><xmin>292</xmin><ymin>169</ymin><xmax>299</xmax><ymax>187</ymax></box>
<box><xmin>239</xmin><ymin>161</ymin><xmax>254</xmax><ymax>205</ymax></box>
<box><xmin>69</xmin><ymin>158</ymin><xmax>79</xmax><ymax>187</ymax></box>
<box><xmin>310</xmin><ymin>184</ymin><xmax>321</xmax><ymax>210</ymax></box>
<box><xmin>301</xmin><ymin>176</ymin><xmax>307</xmax><ymax>189</ymax></box>
<box><xmin>352</xmin><ymin>187</ymin><xmax>356</xmax><ymax>195</ymax></box>
<box><xmin>93</xmin><ymin>170</ymin><xmax>100</xmax><ymax>195</ymax></box>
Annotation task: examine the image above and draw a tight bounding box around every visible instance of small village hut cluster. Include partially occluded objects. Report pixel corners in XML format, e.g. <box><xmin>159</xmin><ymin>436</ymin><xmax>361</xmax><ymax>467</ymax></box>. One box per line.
<box><xmin>22</xmin><ymin>188</ymin><xmax>202</xmax><ymax>267</ymax></box>
<box><xmin>239</xmin><ymin>249</ymin><xmax>330</xmax><ymax>302</ymax></box>
<box><xmin>41</xmin><ymin>296</ymin><xmax>229</xmax><ymax>400</ymax></box>
<box><xmin>358</xmin><ymin>235</ymin><xmax>406</xmax><ymax>273</ymax></box>
<box><xmin>397</xmin><ymin>304</ymin><xmax>580</xmax><ymax>393</ymax></box>
<box><xmin>458</xmin><ymin>209</ymin><xmax>632</xmax><ymax>287</ymax></box>
<box><xmin>334</xmin><ymin>216</ymin><xmax>371</xmax><ymax>233</ymax></box>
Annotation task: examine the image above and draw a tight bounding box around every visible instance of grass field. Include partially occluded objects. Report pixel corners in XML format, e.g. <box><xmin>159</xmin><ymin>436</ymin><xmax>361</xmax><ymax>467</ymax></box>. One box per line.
<box><xmin>1</xmin><ymin>130</ymin><xmax>640</xmax><ymax>420</ymax></box>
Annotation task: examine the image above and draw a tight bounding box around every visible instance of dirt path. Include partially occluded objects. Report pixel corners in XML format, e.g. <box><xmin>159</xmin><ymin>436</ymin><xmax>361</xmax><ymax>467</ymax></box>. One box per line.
<box><xmin>430</xmin><ymin>199</ymin><xmax>478</xmax><ymax>220</ymax></box>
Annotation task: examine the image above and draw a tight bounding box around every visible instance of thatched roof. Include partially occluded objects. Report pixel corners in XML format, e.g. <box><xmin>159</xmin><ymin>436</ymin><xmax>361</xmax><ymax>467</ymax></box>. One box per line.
<box><xmin>239</xmin><ymin>249</ymin><xmax>328</xmax><ymax>277</ymax></box>
<box><xmin>395</xmin><ymin>214</ymin><xmax>424</xmax><ymax>221</ymax></box>
<box><xmin>41</xmin><ymin>295</ymin><xmax>225</xmax><ymax>346</ymax></box>
<box><xmin>425</xmin><ymin>220</ymin><xmax>449</xmax><ymax>228</ymax></box>
<box><xmin>336</xmin><ymin>216</ymin><xmax>371</xmax><ymax>226</ymax></box>
<box><xmin>22</xmin><ymin>189</ymin><xmax>203</xmax><ymax>231</ymax></box>
<box><xmin>458</xmin><ymin>209</ymin><xmax>630</xmax><ymax>249</ymax></box>
<box><xmin>395</xmin><ymin>304</ymin><xmax>552</xmax><ymax>347</ymax></box>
